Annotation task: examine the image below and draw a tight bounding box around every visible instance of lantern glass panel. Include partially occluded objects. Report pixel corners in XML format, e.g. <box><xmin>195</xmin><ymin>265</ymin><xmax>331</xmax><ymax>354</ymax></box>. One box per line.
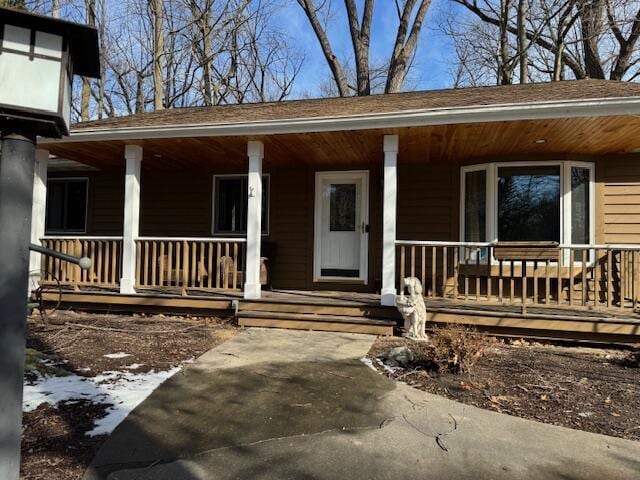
<box><xmin>3</xmin><ymin>25</ymin><xmax>30</xmax><ymax>52</ymax></box>
<box><xmin>34</xmin><ymin>31</ymin><xmax>63</xmax><ymax>58</ymax></box>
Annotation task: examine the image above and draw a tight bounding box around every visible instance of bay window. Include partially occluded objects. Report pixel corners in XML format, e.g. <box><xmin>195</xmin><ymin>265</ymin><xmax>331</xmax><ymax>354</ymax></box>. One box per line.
<box><xmin>461</xmin><ymin>161</ymin><xmax>594</xmax><ymax>260</ymax></box>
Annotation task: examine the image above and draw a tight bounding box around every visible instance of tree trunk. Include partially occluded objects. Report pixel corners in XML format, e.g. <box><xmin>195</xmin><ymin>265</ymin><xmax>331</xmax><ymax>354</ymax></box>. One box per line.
<box><xmin>579</xmin><ymin>0</ymin><xmax>605</xmax><ymax>79</ymax></box>
<box><xmin>81</xmin><ymin>0</ymin><xmax>96</xmax><ymax>121</ymax></box>
<box><xmin>152</xmin><ymin>0</ymin><xmax>164</xmax><ymax>110</ymax></box>
<box><xmin>298</xmin><ymin>0</ymin><xmax>350</xmax><ymax>96</ymax></box>
<box><xmin>135</xmin><ymin>72</ymin><xmax>145</xmax><ymax>114</ymax></box>
<box><xmin>499</xmin><ymin>0</ymin><xmax>512</xmax><ymax>85</ymax></box>
<box><xmin>345</xmin><ymin>0</ymin><xmax>373</xmax><ymax>95</ymax></box>
<box><xmin>517</xmin><ymin>0</ymin><xmax>528</xmax><ymax>83</ymax></box>
<box><xmin>553</xmin><ymin>42</ymin><xmax>565</xmax><ymax>81</ymax></box>
<box><xmin>97</xmin><ymin>0</ymin><xmax>106</xmax><ymax>118</ymax></box>
<box><xmin>385</xmin><ymin>0</ymin><xmax>431</xmax><ymax>93</ymax></box>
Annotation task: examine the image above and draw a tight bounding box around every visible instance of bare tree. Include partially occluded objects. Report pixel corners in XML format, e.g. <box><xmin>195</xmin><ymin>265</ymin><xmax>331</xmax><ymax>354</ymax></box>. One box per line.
<box><xmin>450</xmin><ymin>0</ymin><xmax>640</xmax><ymax>84</ymax></box>
<box><xmin>297</xmin><ymin>0</ymin><xmax>350</xmax><ymax>96</ymax></box>
<box><xmin>386</xmin><ymin>0</ymin><xmax>432</xmax><ymax>93</ymax></box>
<box><xmin>151</xmin><ymin>0</ymin><xmax>165</xmax><ymax>110</ymax></box>
<box><xmin>298</xmin><ymin>0</ymin><xmax>432</xmax><ymax>95</ymax></box>
<box><xmin>80</xmin><ymin>0</ymin><xmax>96</xmax><ymax>121</ymax></box>
<box><xmin>345</xmin><ymin>0</ymin><xmax>374</xmax><ymax>95</ymax></box>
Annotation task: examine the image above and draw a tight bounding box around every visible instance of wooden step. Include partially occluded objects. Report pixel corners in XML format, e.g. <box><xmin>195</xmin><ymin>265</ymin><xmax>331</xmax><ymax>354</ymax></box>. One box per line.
<box><xmin>239</xmin><ymin>300</ymin><xmax>401</xmax><ymax>319</ymax></box>
<box><xmin>237</xmin><ymin>310</ymin><xmax>396</xmax><ymax>336</ymax></box>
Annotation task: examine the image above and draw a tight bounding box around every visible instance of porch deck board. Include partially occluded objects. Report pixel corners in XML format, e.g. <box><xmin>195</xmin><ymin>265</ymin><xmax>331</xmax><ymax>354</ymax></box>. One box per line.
<box><xmin>38</xmin><ymin>287</ymin><xmax>640</xmax><ymax>342</ymax></box>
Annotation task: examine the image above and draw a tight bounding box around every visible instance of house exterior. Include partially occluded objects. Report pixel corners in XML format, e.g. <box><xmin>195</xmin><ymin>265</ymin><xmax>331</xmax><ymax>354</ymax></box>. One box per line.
<box><xmin>32</xmin><ymin>79</ymin><xmax>640</xmax><ymax>341</ymax></box>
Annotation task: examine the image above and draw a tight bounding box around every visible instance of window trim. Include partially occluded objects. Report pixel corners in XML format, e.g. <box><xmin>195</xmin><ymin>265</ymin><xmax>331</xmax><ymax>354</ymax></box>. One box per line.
<box><xmin>211</xmin><ymin>173</ymin><xmax>270</xmax><ymax>237</ymax></box>
<box><xmin>460</xmin><ymin>161</ymin><xmax>595</xmax><ymax>263</ymax></box>
<box><xmin>45</xmin><ymin>176</ymin><xmax>89</xmax><ymax>235</ymax></box>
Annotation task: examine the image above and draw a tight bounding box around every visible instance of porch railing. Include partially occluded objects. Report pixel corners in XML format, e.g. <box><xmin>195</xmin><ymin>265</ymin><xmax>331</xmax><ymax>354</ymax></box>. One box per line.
<box><xmin>40</xmin><ymin>236</ymin><xmax>123</xmax><ymax>289</ymax></box>
<box><xmin>396</xmin><ymin>240</ymin><xmax>640</xmax><ymax>313</ymax></box>
<box><xmin>135</xmin><ymin>237</ymin><xmax>246</xmax><ymax>294</ymax></box>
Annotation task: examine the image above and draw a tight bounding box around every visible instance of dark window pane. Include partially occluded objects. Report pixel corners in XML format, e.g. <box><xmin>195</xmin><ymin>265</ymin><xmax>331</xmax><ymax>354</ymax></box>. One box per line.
<box><xmin>45</xmin><ymin>182</ymin><xmax>65</xmax><ymax>231</ymax></box>
<box><xmin>498</xmin><ymin>166</ymin><xmax>560</xmax><ymax>242</ymax></box>
<box><xmin>66</xmin><ymin>181</ymin><xmax>87</xmax><ymax>231</ymax></box>
<box><xmin>464</xmin><ymin>170</ymin><xmax>486</xmax><ymax>242</ymax></box>
<box><xmin>329</xmin><ymin>184</ymin><xmax>356</xmax><ymax>231</ymax></box>
<box><xmin>45</xmin><ymin>179</ymin><xmax>87</xmax><ymax>233</ymax></box>
<box><xmin>215</xmin><ymin>176</ymin><xmax>269</xmax><ymax>234</ymax></box>
<box><xmin>571</xmin><ymin>167</ymin><xmax>590</xmax><ymax>245</ymax></box>
<box><xmin>216</xmin><ymin>178</ymin><xmax>245</xmax><ymax>233</ymax></box>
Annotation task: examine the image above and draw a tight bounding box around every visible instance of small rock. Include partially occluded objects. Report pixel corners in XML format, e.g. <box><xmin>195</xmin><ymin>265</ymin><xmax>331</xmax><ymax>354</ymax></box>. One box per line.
<box><xmin>381</xmin><ymin>346</ymin><xmax>414</xmax><ymax>367</ymax></box>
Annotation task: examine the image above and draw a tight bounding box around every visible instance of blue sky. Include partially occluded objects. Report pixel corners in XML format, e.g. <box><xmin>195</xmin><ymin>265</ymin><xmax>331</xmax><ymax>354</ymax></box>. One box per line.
<box><xmin>279</xmin><ymin>0</ymin><xmax>463</xmax><ymax>96</ymax></box>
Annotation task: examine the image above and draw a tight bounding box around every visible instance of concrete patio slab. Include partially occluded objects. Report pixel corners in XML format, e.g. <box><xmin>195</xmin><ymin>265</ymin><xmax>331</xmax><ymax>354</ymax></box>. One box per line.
<box><xmin>84</xmin><ymin>328</ymin><xmax>640</xmax><ymax>480</ymax></box>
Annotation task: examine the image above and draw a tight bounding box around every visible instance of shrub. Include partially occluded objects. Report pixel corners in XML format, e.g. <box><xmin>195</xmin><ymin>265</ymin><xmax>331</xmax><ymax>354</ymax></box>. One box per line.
<box><xmin>428</xmin><ymin>324</ymin><xmax>494</xmax><ymax>374</ymax></box>
<box><xmin>621</xmin><ymin>349</ymin><xmax>640</xmax><ymax>368</ymax></box>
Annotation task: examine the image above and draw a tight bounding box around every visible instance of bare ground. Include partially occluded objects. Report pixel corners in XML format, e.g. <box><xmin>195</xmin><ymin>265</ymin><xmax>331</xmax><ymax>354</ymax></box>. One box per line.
<box><xmin>21</xmin><ymin>310</ymin><xmax>236</xmax><ymax>480</ymax></box>
<box><xmin>368</xmin><ymin>337</ymin><xmax>640</xmax><ymax>441</ymax></box>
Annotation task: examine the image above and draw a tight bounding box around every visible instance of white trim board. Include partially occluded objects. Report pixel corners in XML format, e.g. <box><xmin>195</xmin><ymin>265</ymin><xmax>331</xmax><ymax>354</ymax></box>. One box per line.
<box><xmin>39</xmin><ymin>96</ymin><xmax>640</xmax><ymax>144</ymax></box>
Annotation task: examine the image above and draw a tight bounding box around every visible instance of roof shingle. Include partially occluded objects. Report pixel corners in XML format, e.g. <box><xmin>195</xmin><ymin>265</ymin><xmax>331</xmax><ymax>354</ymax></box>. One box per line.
<box><xmin>73</xmin><ymin>79</ymin><xmax>640</xmax><ymax>132</ymax></box>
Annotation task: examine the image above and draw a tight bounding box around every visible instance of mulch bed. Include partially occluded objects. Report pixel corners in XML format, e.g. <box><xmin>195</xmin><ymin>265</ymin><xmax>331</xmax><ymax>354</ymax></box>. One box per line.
<box><xmin>21</xmin><ymin>310</ymin><xmax>236</xmax><ymax>480</ymax></box>
<box><xmin>368</xmin><ymin>336</ymin><xmax>640</xmax><ymax>441</ymax></box>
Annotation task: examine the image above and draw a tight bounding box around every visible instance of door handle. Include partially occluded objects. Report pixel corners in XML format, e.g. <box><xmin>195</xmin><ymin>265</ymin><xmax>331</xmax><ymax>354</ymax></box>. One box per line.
<box><xmin>361</xmin><ymin>222</ymin><xmax>370</xmax><ymax>233</ymax></box>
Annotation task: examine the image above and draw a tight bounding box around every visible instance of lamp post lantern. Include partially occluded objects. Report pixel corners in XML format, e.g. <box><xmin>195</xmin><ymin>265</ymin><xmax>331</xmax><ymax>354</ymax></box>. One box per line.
<box><xmin>0</xmin><ymin>7</ymin><xmax>99</xmax><ymax>480</ymax></box>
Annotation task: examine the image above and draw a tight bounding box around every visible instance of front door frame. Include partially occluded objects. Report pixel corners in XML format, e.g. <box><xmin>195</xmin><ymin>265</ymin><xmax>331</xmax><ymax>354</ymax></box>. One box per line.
<box><xmin>313</xmin><ymin>170</ymin><xmax>369</xmax><ymax>284</ymax></box>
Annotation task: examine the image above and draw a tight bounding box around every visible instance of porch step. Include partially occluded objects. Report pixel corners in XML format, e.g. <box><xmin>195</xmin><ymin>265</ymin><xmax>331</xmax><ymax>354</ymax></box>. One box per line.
<box><xmin>237</xmin><ymin>310</ymin><xmax>396</xmax><ymax>336</ymax></box>
<box><xmin>239</xmin><ymin>300</ymin><xmax>401</xmax><ymax>320</ymax></box>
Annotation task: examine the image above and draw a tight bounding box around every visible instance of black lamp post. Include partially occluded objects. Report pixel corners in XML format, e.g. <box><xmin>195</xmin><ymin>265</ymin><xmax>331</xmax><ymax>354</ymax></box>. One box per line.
<box><xmin>0</xmin><ymin>8</ymin><xmax>99</xmax><ymax>480</ymax></box>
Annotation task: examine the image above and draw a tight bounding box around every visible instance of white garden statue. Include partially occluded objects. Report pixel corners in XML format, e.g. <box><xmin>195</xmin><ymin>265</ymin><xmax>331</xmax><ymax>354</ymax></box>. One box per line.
<box><xmin>395</xmin><ymin>277</ymin><xmax>428</xmax><ymax>340</ymax></box>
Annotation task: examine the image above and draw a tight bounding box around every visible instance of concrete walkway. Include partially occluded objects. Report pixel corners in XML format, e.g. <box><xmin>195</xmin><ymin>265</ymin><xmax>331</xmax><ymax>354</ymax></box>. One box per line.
<box><xmin>85</xmin><ymin>328</ymin><xmax>640</xmax><ymax>480</ymax></box>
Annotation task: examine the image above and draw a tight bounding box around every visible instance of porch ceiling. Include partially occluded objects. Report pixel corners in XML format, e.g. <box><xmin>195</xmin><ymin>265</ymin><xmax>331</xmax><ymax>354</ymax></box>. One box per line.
<box><xmin>46</xmin><ymin>114</ymin><xmax>640</xmax><ymax>171</ymax></box>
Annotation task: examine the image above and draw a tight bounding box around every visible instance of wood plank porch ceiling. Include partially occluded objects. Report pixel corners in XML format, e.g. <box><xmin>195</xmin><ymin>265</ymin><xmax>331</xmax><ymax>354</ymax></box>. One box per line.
<box><xmin>47</xmin><ymin>114</ymin><xmax>640</xmax><ymax>171</ymax></box>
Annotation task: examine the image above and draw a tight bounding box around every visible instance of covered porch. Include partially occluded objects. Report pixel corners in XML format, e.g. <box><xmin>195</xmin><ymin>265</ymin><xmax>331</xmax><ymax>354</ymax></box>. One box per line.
<box><xmin>31</xmin><ymin>94</ymin><xmax>640</xmax><ymax>340</ymax></box>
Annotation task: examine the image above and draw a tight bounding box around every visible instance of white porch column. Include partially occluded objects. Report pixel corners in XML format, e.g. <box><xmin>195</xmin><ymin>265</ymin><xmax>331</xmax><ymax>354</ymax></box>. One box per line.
<box><xmin>244</xmin><ymin>141</ymin><xmax>264</xmax><ymax>299</ymax></box>
<box><xmin>120</xmin><ymin>145</ymin><xmax>142</xmax><ymax>294</ymax></box>
<box><xmin>28</xmin><ymin>149</ymin><xmax>49</xmax><ymax>292</ymax></box>
<box><xmin>381</xmin><ymin>135</ymin><xmax>399</xmax><ymax>306</ymax></box>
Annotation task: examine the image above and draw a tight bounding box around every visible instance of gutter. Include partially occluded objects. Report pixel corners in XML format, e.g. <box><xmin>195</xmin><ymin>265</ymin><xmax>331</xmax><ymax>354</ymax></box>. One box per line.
<box><xmin>39</xmin><ymin>96</ymin><xmax>640</xmax><ymax>144</ymax></box>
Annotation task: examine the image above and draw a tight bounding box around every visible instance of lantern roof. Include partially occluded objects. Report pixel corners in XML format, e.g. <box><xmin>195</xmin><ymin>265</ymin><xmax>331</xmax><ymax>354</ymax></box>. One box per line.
<box><xmin>0</xmin><ymin>7</ymin><xmax>100</xmax><ymax>78</ymax></box>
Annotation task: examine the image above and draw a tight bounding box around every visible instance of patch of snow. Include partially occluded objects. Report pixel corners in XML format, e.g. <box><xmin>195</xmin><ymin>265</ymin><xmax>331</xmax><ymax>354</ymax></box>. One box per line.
<box><xmin>375</xmin><ymin>358</ymin><xmax>402</xmax><ymax>375</ymax></box>
<box><xmin>78</xmin><ymin>367</ymin><xmax>91</xmax><ymax>372</ymax></box>
<box><xmin>359</xmin><ymin>357</ymin><xmax>378</xmax><ymax>372</ymax></box>
<box><xmin>23</xmin><ymin>366</ymin><xmax>180</xmax><ymax>437</ymax></box>
<box><xmin>103</xmin><ymin>352</ymin><xmax>131</xmax><ymax>359</ymax></box>
<box><xmin>124</xmin><ymin>363</ymin><xmax>144</xmax><ymax>370</ymax></box>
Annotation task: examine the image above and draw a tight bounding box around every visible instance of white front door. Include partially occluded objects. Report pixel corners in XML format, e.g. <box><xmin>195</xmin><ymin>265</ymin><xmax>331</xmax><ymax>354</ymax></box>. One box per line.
<box><xmin>314</xmin><ymin>171</ymin><xmax>369</xmax><ymax>283</ymax></box>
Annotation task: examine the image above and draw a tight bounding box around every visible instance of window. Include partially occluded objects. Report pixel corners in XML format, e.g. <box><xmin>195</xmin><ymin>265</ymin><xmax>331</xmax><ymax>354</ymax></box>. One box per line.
<box><xmin>213</xmin><ymin>175</ymin><xmax>269</xmax><ymax>235</ymax></box>
<box><xmin>498</xmin><ymin>165</ymin><xmax>560</xmax><ymax>242</ymax></box>
<box><xmin>463</xmin><ymin>169</ymin><xmax>486</xmax><ymax>242</ymax></box>
<box><xmin>461</xmin><ymin>161</ymin><xmax>594</xmax><ymax>257</ymax></box>
<box><xmin>45</xmin><ymin>178</ymin><xmax>88</xmax><ymax>233</ymax></box>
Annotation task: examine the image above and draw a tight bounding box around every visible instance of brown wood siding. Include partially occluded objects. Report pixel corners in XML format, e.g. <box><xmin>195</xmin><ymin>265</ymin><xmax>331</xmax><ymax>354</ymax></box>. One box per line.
<box><xmin>396</xmin><ymin>162</ymin><xmax>457</xmax><ymax>242</ymax></box>
<box><xmin>139</xmin><ymin>170</ymin><xmax>213</xmax><ymax>237</ymax></box>
<box><xmin>599</xmin><ymin>156</ymin><xmax>640</xmax><ymax>244</ymax></box>
<box><xmin>269</xmin><ymin>167</ymin><xmax>310</xmax><ymax>289</ymax></box>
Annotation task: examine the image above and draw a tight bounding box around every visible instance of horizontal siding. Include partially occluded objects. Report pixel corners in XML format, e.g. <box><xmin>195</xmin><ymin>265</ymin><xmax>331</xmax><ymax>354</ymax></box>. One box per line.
<box><xmin>270</xmin><ymin>167</ymin><xmax>310</xmax><ymax>288</ymax></box>
<box><xmin>139</xmin><ymin>171</ymin><xmax>213</xmax><ymax>236</ymax></box>
<box><xmin>601</xmin><ymin>157</ymin><xmax>640</xmax><ymax>244</ymax></box>
<box><xmin>397</xmin><ymin>163</ymin><xmax>455</xmax><ymax>242</ymax></box>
